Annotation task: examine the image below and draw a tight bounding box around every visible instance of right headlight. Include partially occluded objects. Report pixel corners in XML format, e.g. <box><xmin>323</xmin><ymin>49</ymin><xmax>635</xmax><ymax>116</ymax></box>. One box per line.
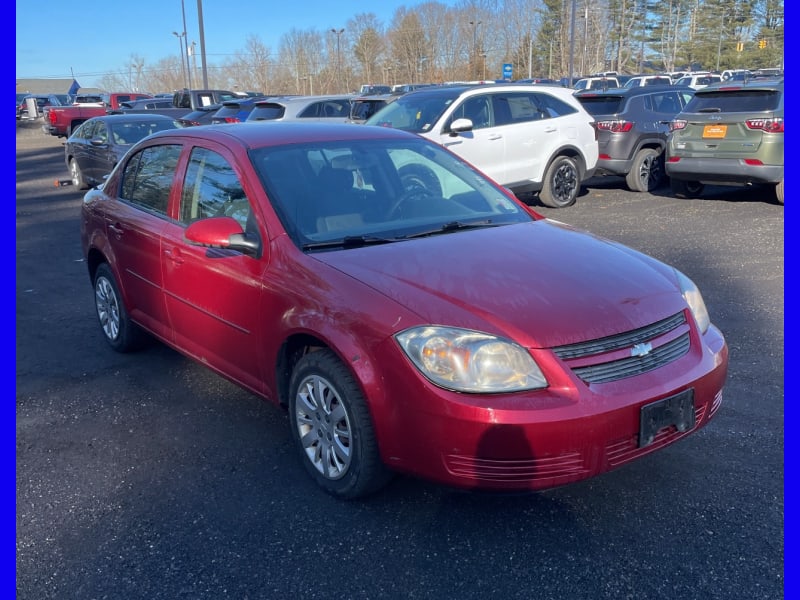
<box><xmin>395</xmin><ymin>326</ymin><xmax>548</xmax><ymax>393</ymax></box>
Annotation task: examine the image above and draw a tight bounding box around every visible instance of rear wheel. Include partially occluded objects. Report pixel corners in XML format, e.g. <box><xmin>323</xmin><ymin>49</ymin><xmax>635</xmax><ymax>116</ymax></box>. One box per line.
<box><xmin>539</xmin><ymin>156</ymin><xmax>579</xmax><ymax>208</ymax></box>
<box><xmin>775</xmin><ymin>180</ymin><xmax>784</xmax><ymax>205</ymax></box>
<box><xmin>626</xmin><ymin>148</ymin><xmax>664</xmax><ymax>192</ymax></box>
<box><xmin>93</xmin><ymin>263</ymin><xmax>146</xmax><ymax>352</ymax></box>
<box><xmin>670</xmin><ymin>179</ymin><xmax>704</xmax><ymax>199</ymax></box>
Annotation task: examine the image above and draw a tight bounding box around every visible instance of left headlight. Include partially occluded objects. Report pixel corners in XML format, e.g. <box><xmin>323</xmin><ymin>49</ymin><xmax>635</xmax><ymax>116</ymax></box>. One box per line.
<box><xmin>395</xmin><ymin>326</ymin><xmax>547</xmax><ymax>393</ymax></box>
<box><xmin>674</xmin><ymin>269</ymin><xmax>710</xmax><ymax>334</ymax></box>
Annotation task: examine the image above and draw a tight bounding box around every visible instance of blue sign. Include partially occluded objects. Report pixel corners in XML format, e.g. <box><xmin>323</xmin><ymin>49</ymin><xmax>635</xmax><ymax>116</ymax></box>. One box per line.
<box><xmin>502</xmin><ymin>63</ymin><xmax>513</xmax><ymax>80</ymax></box>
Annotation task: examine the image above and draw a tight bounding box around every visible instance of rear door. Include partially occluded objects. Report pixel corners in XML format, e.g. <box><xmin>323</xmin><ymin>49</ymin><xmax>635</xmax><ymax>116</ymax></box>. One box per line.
<box><xmin>102</xmin><ymin>144</ymin><xmax>183</xmax><ymax>341</ymax></box>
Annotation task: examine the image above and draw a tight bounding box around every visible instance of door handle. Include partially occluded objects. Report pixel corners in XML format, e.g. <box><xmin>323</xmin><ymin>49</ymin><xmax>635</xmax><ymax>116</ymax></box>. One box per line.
<box><xmin>164</xmin><ymin>247</ymin><xmax>185</xmax><ymax>265</ymax></box>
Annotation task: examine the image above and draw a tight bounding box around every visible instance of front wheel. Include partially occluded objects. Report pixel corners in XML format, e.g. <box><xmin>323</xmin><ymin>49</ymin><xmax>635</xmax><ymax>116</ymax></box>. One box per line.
<box><xmin>775</xmin><ymin>180</ymin><xmax>784</xmax><ymax>205</ymax></box>
<box><xmin>539</xmin><ymin>156</ymin><xmax>579</xmax><ymax>208</ymax></box>
<box><xmin>626</xmin><ymin>148</ymin><xmax>664</xmax><ymax>192</ymax></box>
<box><xmin>93</xmin><ymin>263</ymin><xmax>146</xmax><ymax>352</ymax></box>
<box><xmin>670</xmin><ymin>179</ymin><xmax>704</xmax><ymax>199</ymax></box>
<box><xmin>288</xmin><ymin>349</ymin><xmax>391</xmax><ymax>499</ymax></box>
<box><xmin>70</xmin><ymin>158</ymin><xmax>87</xmax><ymax>190</ymax></box>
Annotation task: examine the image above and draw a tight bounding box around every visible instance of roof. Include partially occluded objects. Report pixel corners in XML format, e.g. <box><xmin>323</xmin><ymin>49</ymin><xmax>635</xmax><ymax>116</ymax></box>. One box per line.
<box><xmin>16</xmin><ymin>78</ymin><xmax>80</xmax><ymax>95</ymax></box>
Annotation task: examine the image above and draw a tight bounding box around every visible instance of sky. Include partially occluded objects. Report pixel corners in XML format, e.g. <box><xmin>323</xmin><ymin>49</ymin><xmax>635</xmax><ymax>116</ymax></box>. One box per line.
<box><xmin>16</xmin><ymin>0</ymin><xmax>458</xmax><ymax>89</ymax></box>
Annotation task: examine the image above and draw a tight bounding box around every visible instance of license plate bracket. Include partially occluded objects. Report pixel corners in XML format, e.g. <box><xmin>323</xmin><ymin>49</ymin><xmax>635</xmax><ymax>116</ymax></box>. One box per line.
<box><xmin>639</xmin><ymin>389</ymin><xmax>695</xmax><ymax>448</ymax></box>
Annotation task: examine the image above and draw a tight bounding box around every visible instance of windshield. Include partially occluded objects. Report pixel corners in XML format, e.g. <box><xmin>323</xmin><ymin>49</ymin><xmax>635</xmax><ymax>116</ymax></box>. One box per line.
<box><xmin>364</xmin><ymin>93</ymin><xmax>457</xmax><ymax>133</ymax></box>
<box><xmin>250</xmin><ymin>137</ymin><xmax>532</xmax><ymax>250</ymax></box>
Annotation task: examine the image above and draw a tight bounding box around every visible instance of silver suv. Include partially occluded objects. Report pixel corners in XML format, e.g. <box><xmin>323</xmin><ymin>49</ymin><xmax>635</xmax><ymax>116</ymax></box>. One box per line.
<box><xmin>365</xmin><ymin>84</ymin><xmax>598</xmax><ymax>208</ymax></box>
<box><xmin>575</xmin><ymin>86</ymin><xmax>694</xmax><ymax>192</ymax></box>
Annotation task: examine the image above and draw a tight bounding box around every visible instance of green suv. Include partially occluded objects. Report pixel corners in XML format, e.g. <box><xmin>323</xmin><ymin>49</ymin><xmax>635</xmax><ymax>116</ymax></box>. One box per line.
<box><xmin>665</xmin><ymin>78</ymin><xmax>784</xmax><ymax>204</ymax></box>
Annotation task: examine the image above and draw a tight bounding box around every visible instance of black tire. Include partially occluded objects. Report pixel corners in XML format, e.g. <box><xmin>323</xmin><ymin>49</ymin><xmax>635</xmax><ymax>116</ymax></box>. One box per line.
<box><xmin>288</xmin><ymin>349</ymin><xmax>392</xmax><ymax>499</ymax></box>
<box><xmin>69</xmin><ymin>158</ymin><xmax>87</xmax><ymax>190</ymax></box>
<box><xmin>539</xmin><ymin>156</ymin><xmax>579</xmax><ymax>208</ymax></box>
<box><xmin>92</xmin><ymin>263</ymin><xmax>146</xmax><ymax>352</ymax></box>
<box><xmin>625</xmin><ymin>147</ymin><xmax>665</xmax><ymax>192</ymax></box>
<box><xmin>670</xmin><ymin>179</ymin><xmax>704</xmax><ymax>199</ymax></box>
<box><xmin>776</xmin><ymin>180</ymin><xmax>784</xmax><ymax>205</ymax></box>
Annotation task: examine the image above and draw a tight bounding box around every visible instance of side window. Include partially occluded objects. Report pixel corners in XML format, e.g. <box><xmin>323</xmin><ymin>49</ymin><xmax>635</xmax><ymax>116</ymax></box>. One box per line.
<box><xmin>534</xmin><ymin>93</ymin><xmax>578</xmax><ymax>118</ymax></box>
<box><xmin>652</xmin><ymin>92</ymin><xmax>681</xmax><ymax>114</ymax></box>
<box><xmin>453</xmin><ymin>95</ymin><xmax>491</xmax><ymax>130</ymax></box>
<box><xmin>500</xmin><ymin>93</ymin><xmax>545</xmax><ymax>123</ymax></box>
<box><xmin>119</xmin><ymin>144</ymin><xmax>181</xmax><ymax>216</ymax></box>
<box><xmin>179</xmin><ymin>147</ymin><xmax>252</xmax><ymax>231</ymax></box>
<box><xmin>678</xmin><ymin>92</ymin><xmax>694</xmax><ymax>107</ymax></box>
<box><xmin>94</xmin><ymin>122</ymin><xmax>108</xmax><ymax>144</ymax></box>
<box><xmin>298</xmin><ymin>102</ymin><xmax>322</xmax><ymax>118</ymax></box>
<box><xmin>77</xmin><ymin>121</ymin><xmax>96</xmax><ymax>140</ymax></box>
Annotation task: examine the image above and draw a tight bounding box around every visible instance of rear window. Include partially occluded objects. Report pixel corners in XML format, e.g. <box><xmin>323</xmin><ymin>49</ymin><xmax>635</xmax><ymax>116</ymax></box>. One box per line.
<box><xmin>685</xmin><ymin>89</ymin><xmax>781</xmax><ymax>113</ymax></box>
<box><xmin>249</xmin><ymin>103</ymin><xmax>286</xmax><ymax>121</ymax></box>
<box><xmin>576</xmin><ymin>96</ymin><xmax>625</xmax><ymax>115</ymax></box>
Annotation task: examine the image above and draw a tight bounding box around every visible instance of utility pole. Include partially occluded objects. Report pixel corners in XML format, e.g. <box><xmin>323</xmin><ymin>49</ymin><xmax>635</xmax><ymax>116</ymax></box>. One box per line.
<box><xmin>180</xmin><ymin>0</ymin><xmax>192</xmax><ymax>88</ymax></box>
<box><xmin>331</xmin><ymin>28</ymin><xmax>344</xmax><ymax>92</ymax></box>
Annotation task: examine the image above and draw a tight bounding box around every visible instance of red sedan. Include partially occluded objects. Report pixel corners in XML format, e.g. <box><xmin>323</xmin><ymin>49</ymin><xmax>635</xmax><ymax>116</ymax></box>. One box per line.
<box><xmin>80</xmin><ymin>123</ymin><xmax>728</xmax><ymax>498</ymax></box>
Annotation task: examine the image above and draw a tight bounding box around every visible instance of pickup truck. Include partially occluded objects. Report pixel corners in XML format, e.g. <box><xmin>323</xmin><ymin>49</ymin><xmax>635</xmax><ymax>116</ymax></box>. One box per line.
<box><xmin>42</xmin><ymin>92</ymin><xmax>154</xmax><ymax>137</ymax></box>
<box><xmin>109</xmin><ymin>89</ymin><xmax>238</xmax><ymax>119</ymax></box>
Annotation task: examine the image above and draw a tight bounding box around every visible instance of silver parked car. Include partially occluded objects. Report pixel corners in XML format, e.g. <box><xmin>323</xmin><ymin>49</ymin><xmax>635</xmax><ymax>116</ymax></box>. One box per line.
<box><xmin>246</xmin><ymin>95</ymin><xmax>354</xmax><ymax>123</ymax></box>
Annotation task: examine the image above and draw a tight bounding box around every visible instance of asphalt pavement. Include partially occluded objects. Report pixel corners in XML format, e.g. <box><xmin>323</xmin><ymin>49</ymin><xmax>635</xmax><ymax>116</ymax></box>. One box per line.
<box><xmin>15</xmin><ymin>120</ymin><xmax>784</xmax><ymax>599</ymax></box>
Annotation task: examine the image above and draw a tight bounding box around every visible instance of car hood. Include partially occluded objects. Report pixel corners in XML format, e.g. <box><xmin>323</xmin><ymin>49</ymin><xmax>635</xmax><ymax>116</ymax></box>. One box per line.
<box><xmin>312</xmin><ymin>220</ymin><xmax>688</xmax><ymax>348</ymax></box>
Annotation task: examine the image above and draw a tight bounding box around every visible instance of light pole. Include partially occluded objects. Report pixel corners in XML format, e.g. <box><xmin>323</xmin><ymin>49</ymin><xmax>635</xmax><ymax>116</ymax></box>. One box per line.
<box><xmin>480</xmin><ymin>51</ymin><xmax>487</xmax><ymax>80</ymax></box>
<box><xmin>179</xmin><ymin>0</ymin><xmax>192</xmax><ymax>88</ymax></box>
<box><xmin>172</xmin><ymin>31</ymin><xmax>189</xmax><ymax>88</ymax></box>
<box><xmin>331</xmin><ymin>28</ymin><xmax>344</xmax><ymax>92</ymax></box>
<box><xmin>469</xmin><ymin>20</ymin><xmax>482</xmax><ymax>80</ymax></box>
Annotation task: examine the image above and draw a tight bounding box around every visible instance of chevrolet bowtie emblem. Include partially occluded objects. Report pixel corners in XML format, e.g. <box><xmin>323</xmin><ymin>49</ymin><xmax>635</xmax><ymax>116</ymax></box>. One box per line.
<box><xmin>631</xmin><ymin>342</ymin><xmax>653</xmax><ymax>357</ymax></box>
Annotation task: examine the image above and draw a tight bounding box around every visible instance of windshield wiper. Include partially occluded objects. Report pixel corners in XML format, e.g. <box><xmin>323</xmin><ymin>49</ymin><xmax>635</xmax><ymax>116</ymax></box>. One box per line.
<box><xmin>403</xmin><ymin>220</ymin><xmax>502</xmax><ymax>239</ymax></box>
<box><xmin>302</xmin><ymin>235</ymin><xmax>400</xmax><ymax>251</ymax></box>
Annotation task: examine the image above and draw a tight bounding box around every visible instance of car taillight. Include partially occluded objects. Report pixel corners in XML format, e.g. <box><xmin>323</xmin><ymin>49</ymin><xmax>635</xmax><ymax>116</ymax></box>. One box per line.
<box><xmin>745</xmin><ymin>117</ymin><xmax>783</xmax><ymax>133</ymax></box>
<box><xmin>669</xmin><ymin>120</ymin><xmax>687</xmax><ymax>131</ymax></box>
<box><xmin>223</xmin><ymin>117</ymin><xmax>240</xmax><ymax>123</ymax></box>
<box><xmin>595</xmin><ymin>120</ymin><xmax>633</xmax><ymax>133</ymax></box>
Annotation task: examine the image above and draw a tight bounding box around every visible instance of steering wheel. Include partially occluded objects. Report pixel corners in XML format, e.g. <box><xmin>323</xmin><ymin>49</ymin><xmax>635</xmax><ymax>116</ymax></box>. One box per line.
<box><xmin>387</xmin><ymin>164</ymin><xmax>443</xmax><ymax>219</ymax></box>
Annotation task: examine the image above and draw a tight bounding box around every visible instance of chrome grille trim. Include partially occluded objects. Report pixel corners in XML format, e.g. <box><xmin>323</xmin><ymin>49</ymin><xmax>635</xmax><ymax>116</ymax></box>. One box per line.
<box><xmin>553</xmin><ymin>312</ymin><xmax>687</xmax><ymax>360</ymax></box>
<box><xmin>571</xmin><ymin>332</ymin><xmax>691</xmax><ymax>384</ymax></box>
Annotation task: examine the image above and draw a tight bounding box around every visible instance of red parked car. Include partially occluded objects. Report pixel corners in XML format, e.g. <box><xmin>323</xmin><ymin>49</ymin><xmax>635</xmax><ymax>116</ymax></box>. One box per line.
<box><xmin>79</xmin><ymin>123</ymin><xmax>728</xmax><ymax>499</ymax></box>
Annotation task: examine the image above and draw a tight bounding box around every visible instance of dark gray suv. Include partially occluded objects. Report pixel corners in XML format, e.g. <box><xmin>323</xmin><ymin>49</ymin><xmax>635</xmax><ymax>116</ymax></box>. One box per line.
<box><xmin>575</xmin><ymin>86</ymin><xmax>695</xmax><ymax>192</ymax></box>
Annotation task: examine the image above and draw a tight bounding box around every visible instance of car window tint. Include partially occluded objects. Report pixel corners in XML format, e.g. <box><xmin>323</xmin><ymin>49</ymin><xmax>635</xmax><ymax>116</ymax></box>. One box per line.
<box><xmin>652</xmin><ymin>92</ymin><xmax>681</xmax><ymax>113</ymax></box>
<box><xmin>94</xmin><ymin>122</ymin><xmax>108</xmax><ymax>143</ymax></box>
<box><xmin>250</xmin><ymin>103</ymin><xmax>285</xmax><ymax>120</ymax></box>
<box><xmin>685</xmin><ymin>89</ymin><xmax>781</xmax><ymax>112</ymax></box>
<box><xmin>120</xmin><ymin>144</ymin><xmax>181</xmax><ymax>216</ymax></box>
<box><xmin>77</xmin><ymin>121</ymin><xmax>96</xmax><ymax>140</ymax></box>
<box><xmin>180</xmin><ymin>147</ymin><xmax>251</xmax><ymax>230</ymax></box>
<box><xmin>575</xmin><ymin>95</ymin><xmax>624</xmax><ymax>116</ymax></box>
<box><xmin>534</xmin><ymin>93</ymin><xmax>578</xmax><ymax>118</ymax></box>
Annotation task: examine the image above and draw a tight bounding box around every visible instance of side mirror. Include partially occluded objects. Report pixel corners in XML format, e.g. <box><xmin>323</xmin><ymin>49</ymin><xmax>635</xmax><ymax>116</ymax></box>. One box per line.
<box><xmin>448</xmin><ymin>118</ymin><xmax>474</xmax><ymax>135</ymax></box>
<box><xmin>90</xmin><ymin>138</ymin><xmax>108</xmax><ymax>146</ymax></box>
<box><xmin>184</xmin><ymin>216</ymin><xmax>261</xmax><ymax>257</ymax></box>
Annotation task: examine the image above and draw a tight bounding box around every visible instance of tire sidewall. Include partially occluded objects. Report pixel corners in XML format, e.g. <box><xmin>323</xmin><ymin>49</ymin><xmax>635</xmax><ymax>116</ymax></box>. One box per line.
<box><xmin>540</xmin><ymin>155</ymin><xmax>578</xmax><ymax>208</ymax></box>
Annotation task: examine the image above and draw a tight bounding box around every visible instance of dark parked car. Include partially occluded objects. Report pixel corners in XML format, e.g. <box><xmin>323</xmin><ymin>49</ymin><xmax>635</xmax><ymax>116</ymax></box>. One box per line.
<box><xmin>666</xmin><ymin>78</ymin><xmax>784</xmax><ymax>203</ymax></box>
<box><xmin>79</xmin><ymin>122</ymin><xmax>728</xmax><ymax>499</ymax></box>
<box><xmin>347</xmin><ymin>93</ymin><xmax>399</xmax><ymax>124</ymax></box>
<box><xmin>115</xmin><ymin>98</ymin><xmax>174</xmax><ymax>111</ymax></box>
<box><xmin>64</xmin><ymin>113</ymin><xmax>182</xmax><ymax>189</ymax></box>
<box><xmin>210</xmin><ymin>97</ymin><xmax>265</xmax><ymax>124</ymax></box>
<box><xmin>177</xmin><ymin>104</ymin><xmax>221</xmax><ymax>127</ymax></box>
<box><xmin>575</xmin><ymin>85</ymin><xmax>695</xmax><ymax>191</ymax></box>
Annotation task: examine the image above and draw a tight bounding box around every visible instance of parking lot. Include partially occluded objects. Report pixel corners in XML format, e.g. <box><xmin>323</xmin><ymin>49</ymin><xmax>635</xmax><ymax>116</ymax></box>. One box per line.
<box><xmin>16</xmin><ymin>121</ymin><xmax>783</xmax><ymax>599</ymax></box>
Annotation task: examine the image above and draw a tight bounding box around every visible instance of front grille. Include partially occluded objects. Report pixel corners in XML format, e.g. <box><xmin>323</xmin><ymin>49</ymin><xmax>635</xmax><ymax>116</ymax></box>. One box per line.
<box><xmin>553</xmin><ymin>312</ymin><xmax>690</xmax><ymax>384</ymax></box>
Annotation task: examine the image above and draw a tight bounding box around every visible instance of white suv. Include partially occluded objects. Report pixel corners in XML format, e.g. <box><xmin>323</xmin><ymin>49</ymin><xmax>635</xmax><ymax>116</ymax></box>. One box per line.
<box><xmin>365</xmin><ymin>84</ymin><xmax>598</xmax><ymax>208</ymax></box>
